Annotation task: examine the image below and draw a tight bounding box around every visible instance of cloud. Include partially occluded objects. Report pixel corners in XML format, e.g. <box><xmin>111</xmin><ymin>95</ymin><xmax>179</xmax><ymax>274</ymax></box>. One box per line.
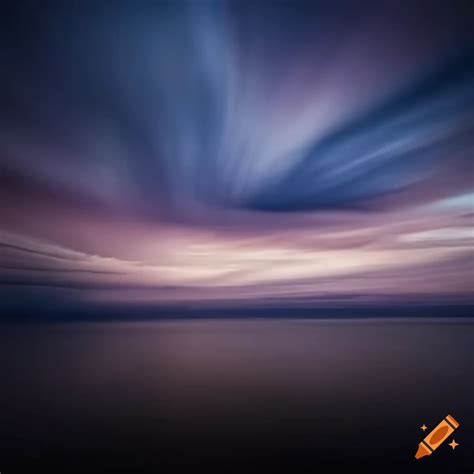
<box><xmin>242</xmin><ymin>55</ymin><xmax>474</xmax><ymax>211</ymax></box>
<box><xmin>0</xmin><ymin>1</ymin><xmax>473</xmax><ymax>316</ymax></box>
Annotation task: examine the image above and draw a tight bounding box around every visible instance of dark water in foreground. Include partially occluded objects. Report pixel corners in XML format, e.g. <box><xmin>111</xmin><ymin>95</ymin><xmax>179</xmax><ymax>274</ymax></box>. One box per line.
<box><xmin>0</xmin><ymin>319</ymin><xmax>473</xmax><ymax>473</ymax></box>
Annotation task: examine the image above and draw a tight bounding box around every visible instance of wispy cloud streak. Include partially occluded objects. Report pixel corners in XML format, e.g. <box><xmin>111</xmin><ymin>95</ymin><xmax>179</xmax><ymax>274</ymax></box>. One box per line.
<box><xmin>0</xmin><ymin>0</ymin><xmax>473</xmax><ymax>316</ymax></box>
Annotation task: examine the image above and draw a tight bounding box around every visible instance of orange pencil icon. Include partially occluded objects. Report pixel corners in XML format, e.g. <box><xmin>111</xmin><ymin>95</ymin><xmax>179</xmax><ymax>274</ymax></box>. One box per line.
<box><xmin>415</xmin><ymin>414</ymin><xmax>459</xmax><ymax>459</ymax></box>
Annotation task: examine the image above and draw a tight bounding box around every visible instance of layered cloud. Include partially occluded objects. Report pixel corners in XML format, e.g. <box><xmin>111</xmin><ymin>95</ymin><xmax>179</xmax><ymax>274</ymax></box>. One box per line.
<box><xmin>0</xmin><ymin>0</ymin><xmax>473</xmax><ymax>316</ymax></box>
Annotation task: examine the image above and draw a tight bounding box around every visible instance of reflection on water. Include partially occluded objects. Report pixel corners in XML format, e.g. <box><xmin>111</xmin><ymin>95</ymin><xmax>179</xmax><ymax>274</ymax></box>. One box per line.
<box><xmin>0</xmin><ymin>319</ymin><xmax>472</xmax><ymax>472</ymax></box>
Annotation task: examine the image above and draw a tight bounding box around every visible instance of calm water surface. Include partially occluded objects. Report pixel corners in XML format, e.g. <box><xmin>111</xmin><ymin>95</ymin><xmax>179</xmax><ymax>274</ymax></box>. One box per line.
<box><xmin>0</xmin><ymin>319</ymin><xmax>472</xmax><ymax>473</ymax></box>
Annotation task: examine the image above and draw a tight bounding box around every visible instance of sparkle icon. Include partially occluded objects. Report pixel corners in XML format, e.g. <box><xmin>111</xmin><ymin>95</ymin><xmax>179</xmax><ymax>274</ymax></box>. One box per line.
<box><xmin>448</xmin><ymin>439</ymin><xmax>459</xmax><ymax>450</ymax></box>
<box><xmin>421</xmin><ymin>424</ymin><xmax>428</xmax><ymax>431</ymax></box>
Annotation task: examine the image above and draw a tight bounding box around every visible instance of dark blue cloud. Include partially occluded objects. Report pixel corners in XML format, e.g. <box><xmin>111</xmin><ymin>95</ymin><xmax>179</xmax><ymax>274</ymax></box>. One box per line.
<box><xmin>1</xmin><ymin>0</ymin><xmax>473</xmax><ymax>223</ymax></box>
<box><xmin>243</xmin><ymin>54</ymin><xmax>474</xmax><ymax>211</ymax></box>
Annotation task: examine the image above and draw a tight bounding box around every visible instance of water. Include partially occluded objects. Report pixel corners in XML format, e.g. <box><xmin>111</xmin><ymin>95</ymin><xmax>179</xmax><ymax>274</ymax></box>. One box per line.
<box><xmin>0</xmin><ymin>319</ymin><xmax>472</xmax><ymax>473</ymax></box>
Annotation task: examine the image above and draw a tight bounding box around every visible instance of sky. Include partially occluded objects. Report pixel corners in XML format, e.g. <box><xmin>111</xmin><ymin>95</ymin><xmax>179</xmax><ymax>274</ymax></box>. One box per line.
<box><xmin>1</xmin><ymin>0</ymin><xmax>473</xmax><ymax>319</ymax></box>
